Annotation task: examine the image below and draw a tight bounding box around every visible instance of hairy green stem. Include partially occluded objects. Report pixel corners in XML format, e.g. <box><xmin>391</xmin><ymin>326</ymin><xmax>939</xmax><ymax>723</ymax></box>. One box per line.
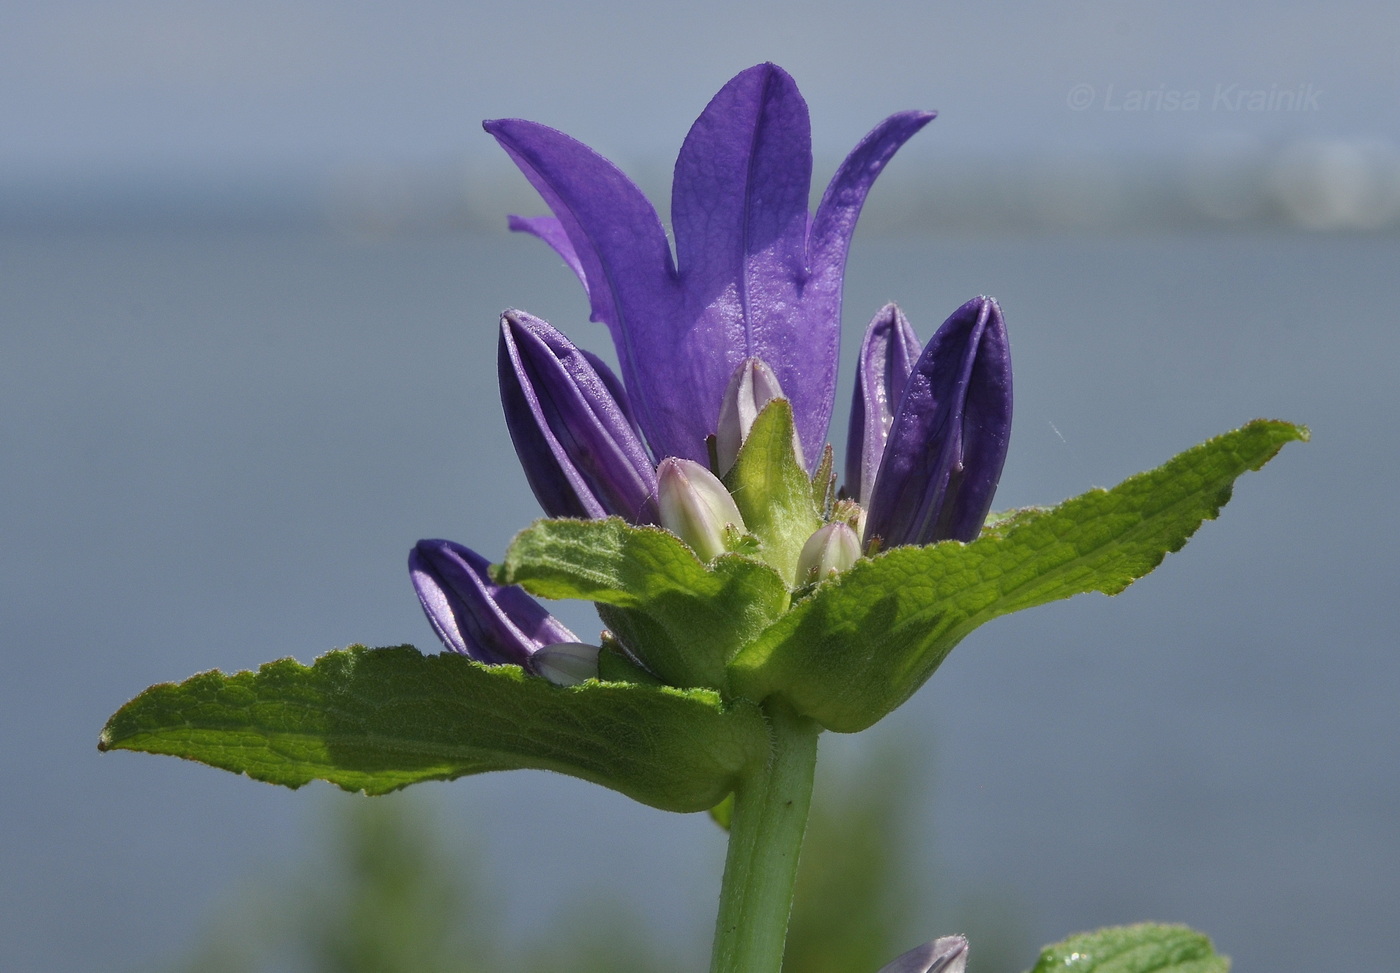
<box><xmin>709</xmin><ymin>699</ymin><xmax>820</xmax><ymax>973</ymax></box>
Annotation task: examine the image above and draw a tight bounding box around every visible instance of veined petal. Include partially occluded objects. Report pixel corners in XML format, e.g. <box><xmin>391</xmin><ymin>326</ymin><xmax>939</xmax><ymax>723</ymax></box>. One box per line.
<box><xmin>865</xmin><ymin>297</ymin><xmax>1012</xmax><ymax>547</ymax></box>
<box><xmin>498</xmin><ymin>310</ymin><xmax>658</xmax><ymax>524</ymax></box>
<box><xmin>484</xmin><ymin>117</ymin><xmax>679</xmax><ymax>454</ymax></box>
<box><xmin>876</xmin><ymin>935</ymin><xmax>969</xmax><ymax>973</ymax></box>
<box><xmin>668</xmin><ymin>63</ymin><xmax>821</xmax><ymax>463</ymax></box>
<box><xmin>490</xmin><ymin>70</ymin><xmax>934</xmax><ymax>471</ymax></box>
<box><xmin>408</xmin><ymin>539</ymin><xmax>577</xmax><ymax>667</ymax></box>
<box><xmin>845</xmin><ymin>303</ymin><xmax>921</xmax><ymax>503</ymax></box>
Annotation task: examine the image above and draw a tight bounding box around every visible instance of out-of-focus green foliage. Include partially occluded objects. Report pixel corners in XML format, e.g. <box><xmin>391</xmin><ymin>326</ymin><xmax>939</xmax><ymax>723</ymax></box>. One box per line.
<box><xmin>162</xmin><ymin>751</ymin><xmax>1026</xmax><ymax>973</ymax></box>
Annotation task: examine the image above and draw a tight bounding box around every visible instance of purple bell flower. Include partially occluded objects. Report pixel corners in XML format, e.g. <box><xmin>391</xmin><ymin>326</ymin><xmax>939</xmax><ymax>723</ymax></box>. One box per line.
<box><xmin>876</xmin><ymin>935</ymin><xmax>969</xmax><ymax>973</ymax></box>
<box><xmin>498</xmin><ymin>309</ymin><xmax>658</xmax><ymax>524</ymax></box>
<box><xmin>864</xmin><ymin>297</ymin><xmax>1012</xmax><ymax>547</ymax></box>
<box><xmin>485</xmin><ymin>63</ymin><xmax>934</xmax><ymax>468</ymax></box>
<box><xmin>846</xmin><ymin>302</ymin><xmax>922</xmax><ymax>504</ymax></box>
<box><xmin>409</xmin><ymin>538</ymin><xmax>581</xmax><ymax>671</ymax></box>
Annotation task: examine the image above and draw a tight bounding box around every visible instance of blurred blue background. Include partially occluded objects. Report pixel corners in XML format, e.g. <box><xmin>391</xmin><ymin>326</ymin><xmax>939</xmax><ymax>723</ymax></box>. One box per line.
<box><xmin>3</xmin><ymin>2</ymin><xmax>1397</xmax><ymax>970</ymax></box>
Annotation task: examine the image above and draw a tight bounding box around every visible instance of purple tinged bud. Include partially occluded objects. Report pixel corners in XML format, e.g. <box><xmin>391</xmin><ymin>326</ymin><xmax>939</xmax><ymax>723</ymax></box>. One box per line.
<box><xmin>846</xmin><ymin>303</ymin><xmax>922</xmax><ymax>503</ymax></box>
<box><xmin>876</xmin><ymin>936</ymin><xmax>969</xmax><ymax>973</ymax></box>
<box><xmin>796</xmin><ymin>522</ymin><xmax>862</xmax><ymax>585</ymax></box>
<box><xmin>499</xmin><ymin>310</ymin><xmax>658</xmax><ymax>524</ymax></box>
<box><xmin>531</xmin><ymin>642</ymin><xmax>602</xmax><ymax>686</ymax></box>
<box><xmin>656</xmin><ymin>458</ymin><xmax>747</xmax><ymax>562</ymax></box>
<box><xmin>864</xmin><ymin>297</ymin><xmax>1012</xmax><ymax>547</ymax></box>
<box><xmin>716</xmin><ymin>357</ymin><xmax>803</xmax><ymax>474</ymax></box>
<box><xmin>409</xmin><ymin>538</ymin><xmax>578</xmax><ymax>668</ymax></box>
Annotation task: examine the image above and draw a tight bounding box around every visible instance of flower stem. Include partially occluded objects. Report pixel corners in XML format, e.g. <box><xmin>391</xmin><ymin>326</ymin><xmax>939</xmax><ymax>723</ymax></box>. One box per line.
<box><xmin>709</xmin><ymin>698</ymin><xmax>820</xmax><ymax>973</ymax></box>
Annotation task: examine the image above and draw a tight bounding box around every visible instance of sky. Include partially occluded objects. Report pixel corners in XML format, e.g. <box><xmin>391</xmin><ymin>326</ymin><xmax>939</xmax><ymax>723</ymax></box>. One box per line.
<box><xmin>3</xmin><ymin>0</ymin><xmax>1398</xmax><ymax>183</ymax></box>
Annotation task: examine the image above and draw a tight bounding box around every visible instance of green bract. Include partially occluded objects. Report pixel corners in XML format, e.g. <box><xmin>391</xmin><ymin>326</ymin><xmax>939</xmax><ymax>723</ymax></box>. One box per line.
<box><xmin>730</xmin><ymin>417</ymin><xmax>1308</xmax><ymax>730</ymax></box>
<box><xmin>101</xmin><ymin>418</ymin><xmax>1305</xmax><ymax>797</ymax></box>
<box><xmin>1030</xmin><ymin>923</ymin><xmax>1230</xmax><ymax>973</ymax></box>
<box><xmin>99</xmin><ymin>645</ymin><xmax>767</xmax><ymax>811</ymax></box>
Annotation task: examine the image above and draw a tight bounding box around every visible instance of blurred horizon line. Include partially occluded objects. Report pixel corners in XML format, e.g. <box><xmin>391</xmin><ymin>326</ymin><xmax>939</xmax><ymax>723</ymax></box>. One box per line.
<box><xmin>5</xmin><ymin>137</ymin><xmax>1399</xmax><ymax>235</ymax></box>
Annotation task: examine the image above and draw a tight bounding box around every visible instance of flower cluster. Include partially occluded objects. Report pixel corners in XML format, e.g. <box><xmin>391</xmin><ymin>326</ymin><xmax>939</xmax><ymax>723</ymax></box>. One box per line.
<box><xmin>411</xmin><ymin>63</ymin><xmax>1011</xmax><ymax>686</ymax></box>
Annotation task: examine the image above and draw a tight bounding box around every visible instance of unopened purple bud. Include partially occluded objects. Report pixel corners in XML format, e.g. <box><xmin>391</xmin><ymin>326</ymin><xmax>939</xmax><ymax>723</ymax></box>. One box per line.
<box><xmin>656</xmin><ymin>458</ymin><xmax>747</xmax><ymax>562</ymax></box>
<box><xmin>716</xmin><ymin>357</ymin><xmax>803</xmax><ymax>474</ymax></box>
<box><xmin>876</xmin><ymin>935</ymin><xmax>969</xmax><ymax>973</ymax></box>
<box><xmin>409</xmin><ymin>538</ymin><xmax>578</xmax><ymax>667</ymax></box>
<box><xmin>864</xmin><ymin>297</ymin><xmax>1011</xmax><ymax>547</ymax></box>
<box><xmin>795</xmin><ymin>522</ymin><xmax>862</xmax><ymax>585</ymax></box>
<box><xmin>499</xmin><ymin>310</ymin><xmax>658</xmax><ymax>524</ymax></box>
<box><xmin>531</xmin><ymin>642</ymin><xmax>602</xmax><ymax>686</ymax></box>
<box><xmin>846</xmin><ymin>303</ymin><xmax>921</xmax><ymax>503</ymax></box>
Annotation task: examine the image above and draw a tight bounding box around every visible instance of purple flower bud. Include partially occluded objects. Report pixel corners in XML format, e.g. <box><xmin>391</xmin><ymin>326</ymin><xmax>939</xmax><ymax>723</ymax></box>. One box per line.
<box><xmin>656</xmin><ymin>458</ymin><xmax>747</xmax><ymax>562</ymax></box>
<box><xmin>409</xmin><ymin>538</ymin><xmax>578</xmax><ymax>669</ymax></box>
<box><xmin>876</xmin><ymin>935</ymin><xmax>968</xmax><ymax>973</ymax></box>
<box><xmin>795</xmin><ymin>522</ymin><xmax>862</xmax><ymax>585</ymax></box>
<box><xmin>846</xmin><ymin>303</ymin><xmax>921</xmax><ymax>503</ymax></box>
<box><xmin>864</xmin><ymin>297</ymin><xmax>1011</xmax><ymax>547</ymax></box>
<box><xmin>499</xmin><ymin>309</ymin><xmax>658</xmax><ymax>524</ymax></box>
<box><xmin>715</xmin><ymin>357</ymin><xmax>803</xmax><ymax>474</ymax></box>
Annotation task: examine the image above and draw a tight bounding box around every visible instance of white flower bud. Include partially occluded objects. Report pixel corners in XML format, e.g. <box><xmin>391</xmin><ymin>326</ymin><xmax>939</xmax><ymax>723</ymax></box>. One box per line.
<box><xmin>795</xmin><ymin>522</ymin><xmax>862</xmax><ymax>585</ymax></box>
<box><xmin>715</xmin><ymin>357</ymin><xmax>803</xmax><ymax>474</ymax></box>
<box><xmin>657</xmin><ymin>458</ymin><xmax>747</xmax><ymax>561</ymax></box>
<box><xmin>532</xmin><ymin>642</ymin><xmax>602</xmax><ymax>687</ymax></box>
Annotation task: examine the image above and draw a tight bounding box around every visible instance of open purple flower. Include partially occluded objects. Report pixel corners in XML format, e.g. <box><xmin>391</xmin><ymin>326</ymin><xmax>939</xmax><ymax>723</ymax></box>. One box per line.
<box><xmin>486</xmin><ymin>62</ymin><xmax>934</xmax><ymax>468</ymax></box>
<box><xmin>413</xmin><ymin>66</ymin><xmax>1010</xmax><ymax>678</ymax></box>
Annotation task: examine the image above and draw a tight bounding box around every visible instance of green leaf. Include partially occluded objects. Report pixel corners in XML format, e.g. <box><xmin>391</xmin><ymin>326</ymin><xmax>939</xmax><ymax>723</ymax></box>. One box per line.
<box><xmin>723</xmin><ymin>399</ymin><xmax>822</xmax><ymax>584</ymax></box>
<box><xmin>497</xmin><ymin>518</ymin><xmax>789</xmax><ymax>690</ymax></box>
<box><xmin>730</xmin><ymin>420</ymin><xmax>1308</xmax><ymax>731</ymax></box>
<box><xmin>1029</xmin><ymin>923</ymin><xmax>1229</xmax><ymax>973</ymax></box>
<box><xmin>99</xmin><ymin>645</ymin><xmax>768</xmax><ymax>811</ymax></box>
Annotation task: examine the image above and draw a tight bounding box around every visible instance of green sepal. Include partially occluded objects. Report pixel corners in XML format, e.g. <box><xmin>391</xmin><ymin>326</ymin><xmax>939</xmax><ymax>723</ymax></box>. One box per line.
<box><xmin>729</xmin><ymin>420</ymin><xmax>1307</xmax><ymax>732</ymax></box>
<box><xmin>99</xmin><ymin>645</ymin><xmax>768</xmax><ymax>811</ymax></box>
<box><xmin>497</xmin><ymin>518</ymin><xmax>789</xmax><ymax>691</ymax></box>
<box><xmin>723</xmin><ymin>399</ymin><xmax>822</xmax><ymax>585</ymax></box>
<box><xmin>1030</xmin><ymin>923</ymin><xmax>1229</xmax><ymax>973</ymax></box>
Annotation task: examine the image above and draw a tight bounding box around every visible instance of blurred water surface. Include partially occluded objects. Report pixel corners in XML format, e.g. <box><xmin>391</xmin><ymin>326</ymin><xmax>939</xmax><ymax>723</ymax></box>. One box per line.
<box><xmin>1</xmin><ymin>226</ymin><xmax>1396</xmax><ymax>972</ymax></box>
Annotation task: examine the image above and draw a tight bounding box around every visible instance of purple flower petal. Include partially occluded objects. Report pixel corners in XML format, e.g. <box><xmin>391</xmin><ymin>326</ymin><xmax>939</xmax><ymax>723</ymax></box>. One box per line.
<box><xmin>670</xmin><ymin>64</ymin><xmax>820</xmax><ymax>462</ymax></box>
<box><xmin>483</xmin><ymin>117</ymin><xmax>679</xmax><ymax>457</ymax></box>
<box><xmin>498</xmin><ymin>310</ymin><xmax>658</xmax><ymax>524</ymax></box>
<box><xmin>408</xmin><ymin>539</ymin><xmax>577</xmax><ymax>667</ymax></box>
<box><xmin>864</xmin><ymin>297</ymin><xmax>1012</xmax><ymax>547</ymax></box>
<box><xmin>845</xmin><ymin>302</ymin><xmax>922</xmax><ymax>503</ymax></box>
<box><xmin>809</xmin><ymin>110</ymin><xmax>936</xmax><ymax>297</ymax></box>
<box><xmin>876</xmin><ymin>935</ymin><xmax>969</xmax><ymax>973</ymax></box>
<box><xmin>490</xmin><ymin>65</ymin><xmax>933</xmax><ymax>469</ymax></box>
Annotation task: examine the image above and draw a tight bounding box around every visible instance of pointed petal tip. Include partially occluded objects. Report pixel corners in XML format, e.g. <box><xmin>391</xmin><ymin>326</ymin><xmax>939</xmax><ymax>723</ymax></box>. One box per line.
<box><xmin>876</xmin><ymin>934</ymin><xmax>968</xmax><ymax>973</ymax></box>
